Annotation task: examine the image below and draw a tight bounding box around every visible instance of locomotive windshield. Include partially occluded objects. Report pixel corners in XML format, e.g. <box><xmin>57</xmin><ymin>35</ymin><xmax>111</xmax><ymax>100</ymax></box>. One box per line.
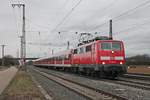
<box><xmin>101</xmin><ymin>42</ymin><xmax>121</xmax><ymax>51</ymax></box>
<box><xmin>112</xmin><ymin>42</ymin><xmax>121</xmax><ymax>51</ymax></box>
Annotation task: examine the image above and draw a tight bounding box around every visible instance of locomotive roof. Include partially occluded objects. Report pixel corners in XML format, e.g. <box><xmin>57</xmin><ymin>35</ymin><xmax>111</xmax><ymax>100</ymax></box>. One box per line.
<box><xmin>76</xmin><ymin>39</ymin><xmax>123</xmax><ymax>48</ymax></box>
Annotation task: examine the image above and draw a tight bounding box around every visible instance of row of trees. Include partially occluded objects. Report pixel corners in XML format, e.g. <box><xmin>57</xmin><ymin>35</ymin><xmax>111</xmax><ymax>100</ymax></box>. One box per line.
<box><xmin>0</xmin><ymin>55</ymin><xmax>19</xmax><ymax>66</ymax></box>
<box><xmin>126</xmin><ymin>54</ymin><xmax>150</xmax><ymax>65</ymax></box>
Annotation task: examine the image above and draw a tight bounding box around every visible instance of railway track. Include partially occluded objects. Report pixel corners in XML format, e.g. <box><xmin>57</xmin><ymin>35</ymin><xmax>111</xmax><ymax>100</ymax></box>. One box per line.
<box><xmin>122</xmin><ymin>73</ymin><xmax>150</xmax><ymax>81</ymax></box>
<box><xmin>107</xmin><ymin>78</ymin><xmax>150</xmax><ymax>91</ymax></box>
<box><xmin>41</xmin><ymin>68</ymin><xmax>150</xmax><ymax>91</ymax></box>
<box><xmin>33</xmin><ymin>66</ymin><xmax>150</xmax><ymax>100</ymax></box>
<box><xmin>33</xmin><ymin>68</ymin><xmax>127</xmax><ymax>100</ymax></box>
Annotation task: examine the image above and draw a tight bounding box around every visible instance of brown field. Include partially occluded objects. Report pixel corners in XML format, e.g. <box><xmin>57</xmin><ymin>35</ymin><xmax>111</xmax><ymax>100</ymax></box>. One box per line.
<box><xmin>127</xmin><ymin>65</ymin><xmax>150</xmax><ymax>75</ymax></box>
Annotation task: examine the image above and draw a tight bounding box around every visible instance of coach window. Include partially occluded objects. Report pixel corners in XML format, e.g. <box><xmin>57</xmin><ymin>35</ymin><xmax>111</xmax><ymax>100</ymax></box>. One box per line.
<box><xmin>58</xmin><ymin>57</ymin><xmax>61</xmax><ymax>61</ymax></box>
<box><xmin>86</xmin><ymin>45</ymin><xmax>92</xmax><ymax>52</ymax></box>
<box><xmin>58</xmin><ymin>56</ymin><xmax>60</xmax><ymax>61</ymax></box>
<box><xmin>61</xmin><ymin>56</ymin><xmax>64</xmax><ymax>60</ymax></box>
<box><xmin>55</xmin><ymin>57</ymin><xmax>57</xmax><ymax>61</ymax></box>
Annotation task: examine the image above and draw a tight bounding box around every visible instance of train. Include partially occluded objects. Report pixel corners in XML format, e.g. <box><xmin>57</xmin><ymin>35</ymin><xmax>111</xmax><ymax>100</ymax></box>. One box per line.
<box><xmin>33</xmin><ymin>36</ymin><xmax>127</xmax><ymax>79</ymax></box>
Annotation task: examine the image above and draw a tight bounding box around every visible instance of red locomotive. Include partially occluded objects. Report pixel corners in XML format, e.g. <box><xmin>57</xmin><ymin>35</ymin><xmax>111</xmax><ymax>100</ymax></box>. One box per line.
<box><xmin>33</xmin><ymin>36</ymin><xmax>127</xmax><ymax>78</ymax></box>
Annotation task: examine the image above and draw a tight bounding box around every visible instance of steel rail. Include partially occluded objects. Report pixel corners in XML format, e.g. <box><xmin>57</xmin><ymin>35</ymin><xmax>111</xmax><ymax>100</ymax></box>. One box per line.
<box><xmin>108</xmin><ymin>79</ymin><xmax>150</xmax><ymax>91</ymax></box>
<box><xmin>122</xmin><ymin>73</ymin><xmax>150</xmax><ymax>81</ymax></box>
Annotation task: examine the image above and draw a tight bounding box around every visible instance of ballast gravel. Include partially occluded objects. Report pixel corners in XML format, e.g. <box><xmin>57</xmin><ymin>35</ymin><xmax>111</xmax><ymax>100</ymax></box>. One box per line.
<box><xmin>36</xmin><ymin>67</ymin><xmax>150</xmax><ymax>100</ymax></box>
<box><xmin>29</xmin><ymin>67</ymin><xmax>90</xmax><ymax>100</ymax></box>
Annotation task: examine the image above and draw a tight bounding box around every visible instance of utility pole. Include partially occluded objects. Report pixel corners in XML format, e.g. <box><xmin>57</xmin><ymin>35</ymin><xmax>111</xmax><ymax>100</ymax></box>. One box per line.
<box><xmin>1</xmin><ymin>45</ymin><xmax>6</xmax><ymax>66</ymax></box>
<box><xmin>109</xmin><ymin>19</ymin><xmax>113</xmax><ymax>40</ymax></box>
<box><xmin>67</xmin><ymin>41</ymin><xmax>70</xmax><ymax>50</ymax></box>
<box><xmin>12</xmin><ymin>4</ymin><xmax>26</xmax><ymax>67</ymax></box>
<box><xmin>19</xmin><ymin>36</ymin><xmax>23</xmax><ymax>62</ymax></box>
<box><xmin>52</xmin><ymin>49</ymin><xmax>54</xmax><ymax>55</ymax></box>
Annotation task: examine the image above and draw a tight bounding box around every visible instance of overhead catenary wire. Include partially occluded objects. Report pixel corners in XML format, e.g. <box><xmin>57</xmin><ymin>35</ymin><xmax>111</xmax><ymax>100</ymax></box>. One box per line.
<box><xmin>112</xmin><ymin>0</ymin><xmax>150</xmax><ymax>22</ymax></box>
<box><xmin>12</xmin><ymin>7</ymin><xmax>19</xmax><ymax>35</ymax></box>
<box><xmin>12</xmin><ymin>5</ymin><xmax>23</xmax><ymax>37</ymax></box>
<box><xmin>92</xmin><ymin>0</ymin><xmax>150</xmax><ymax>30</ymax></box>
<box><xmin>90</xmin><ymin>0</ymin><xmax>118</xmax><ymax>31</ymax></box>
<box><xmin>52</xmin><ymin>0</ymin><xmax>83</xmax><ymax>32</ymax></box>
<box><xmin>25</xmin><ymin>17</ymin><xmax>51</xmax><ymax>30</ymax></box>
<box><xmin>99</xmin><ymin>18</ymin><xmax>150</xmax><ymax>35</ymax></box>
<box><xmin>28</xmin><ymin>42</ymin><xmax>73</xmax><ymax>47</ymax></box>
<box><xmin>115</xmin><ymin>19</ymin><xmax>150</xmax><ymax>34</ymax></box>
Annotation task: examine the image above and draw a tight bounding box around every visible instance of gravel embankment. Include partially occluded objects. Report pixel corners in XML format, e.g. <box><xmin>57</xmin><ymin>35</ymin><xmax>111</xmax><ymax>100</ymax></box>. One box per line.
<box><xmin>28</xmin><ymin>67</ymin><xmax>90</xmax><ymax>100</ymax></box>
<box><xmin>35</xmin><ymin>66</ymin><xmax>150</xmax><ymax>100</ymax></box>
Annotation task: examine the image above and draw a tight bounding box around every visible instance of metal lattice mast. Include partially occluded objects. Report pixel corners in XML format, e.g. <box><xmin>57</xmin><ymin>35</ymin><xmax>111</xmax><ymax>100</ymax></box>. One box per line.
<box><xmin>12</xmin><ymin>4</ymin><xmax>26</xmax><ymax>66</ymax></box>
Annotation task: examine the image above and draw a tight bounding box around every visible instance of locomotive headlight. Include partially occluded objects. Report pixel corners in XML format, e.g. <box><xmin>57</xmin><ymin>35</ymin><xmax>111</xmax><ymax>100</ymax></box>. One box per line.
<box><xmin>112</xmin><ymin>51</ymin><xmax>114</xmax><ymax>53</ymax></box>
<box><xmin>102</xmin><ymin>62</ymin><xmax>105</xmax><ymax>65</ymax></box>
<box><xmin>120</xmin><ymin>62</ymin><xmax>123</xmax><ymax>65</ymax></box>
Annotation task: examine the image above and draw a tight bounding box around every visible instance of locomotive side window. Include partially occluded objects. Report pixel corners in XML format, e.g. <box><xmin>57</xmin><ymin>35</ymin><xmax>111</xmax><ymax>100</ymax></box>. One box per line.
<box><xmin>74</xmin><ymin>49</ymin><xmax>77</xmax><ymax>54</ymax></box>
<box><xmin>65</xmin><ymin>55</ymin><xmax>69</xmax><ymax>60</ymax></box>
<box><xmin>79</xmin><ymin>47</ymin><xmax>84</xmax><ymax>53</ymax></box>
<box><xmin>86</xmin><ymin>45</ymin><xmax>92</xmax><ymax>52</ymax></box>
<box><xmin>112</xmin><ymin>42</ymin><xmax>121</xmax><ymax>51</ymax></box>
<box><xmin>77</xmin><ymin>48</ymin><xmax>80</xmax><ymax>54</ymax></box>
<box><xmin>65</xmin><ymin>54</ymin><xmax>71</xmax><ymax>60</ymax></box>
<box><xmin>101</xmin><ymin>42</ymin><xmax>111</xmax><ymax>50</ymax></box>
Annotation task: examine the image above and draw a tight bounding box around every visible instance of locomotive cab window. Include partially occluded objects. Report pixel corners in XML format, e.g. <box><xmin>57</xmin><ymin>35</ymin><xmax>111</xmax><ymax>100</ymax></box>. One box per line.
<box><xmin>100</xmin><ymin>42</ymin><xmax>122</xmax><ymax>51</ymax></box>
<box><xmin>112</xmin><ymin>42</ymin><xmax>121</xmax><ymax>51</ymax></box>
<box><xmin>101</xmin><ymin>42</ymin><xmax>111</xmax><ymax>50</ymax></box>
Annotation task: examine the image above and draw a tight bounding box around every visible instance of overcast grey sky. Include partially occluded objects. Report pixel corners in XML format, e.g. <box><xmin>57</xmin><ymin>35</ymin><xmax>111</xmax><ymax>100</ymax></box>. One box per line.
<box><xmin>0</xmin><ymin>0</ymin><xmax>150</xmax><ymax>58</ymax></box>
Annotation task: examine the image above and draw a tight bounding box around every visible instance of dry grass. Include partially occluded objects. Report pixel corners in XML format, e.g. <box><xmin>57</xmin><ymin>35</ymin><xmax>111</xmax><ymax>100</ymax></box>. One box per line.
<box><xmin>128</xmin><ymin>66</ymin><xmax>150</xmax><ymax>75</ymax></box>
<box><xmin>0</xmin><ymin>71</ymin><xmax>45</xmax><ymax>100</ymax></box>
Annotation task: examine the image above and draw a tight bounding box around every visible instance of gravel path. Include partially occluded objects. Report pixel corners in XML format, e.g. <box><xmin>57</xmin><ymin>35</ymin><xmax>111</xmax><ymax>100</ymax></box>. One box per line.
<box><xmin>35</xmin><ymin>67</ymin><xmax>150</xmax><ymax>100</ymax></box>
<box><xmin>28</xmin><ymin>67</ymin><xmax>90</xmax><ymax>100</ymax></box>
<box><xmin>0</xmin><ymin>67</ymin><xmax>18</xmax><ymax>95</ymax></box>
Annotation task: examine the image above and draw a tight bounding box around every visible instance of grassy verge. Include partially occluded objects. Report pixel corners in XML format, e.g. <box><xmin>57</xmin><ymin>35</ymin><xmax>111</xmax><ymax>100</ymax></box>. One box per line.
<box><xmin>0</xmin><ymin>70</ymin><xmax>45</xmax><ymax>100</ymax></box>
